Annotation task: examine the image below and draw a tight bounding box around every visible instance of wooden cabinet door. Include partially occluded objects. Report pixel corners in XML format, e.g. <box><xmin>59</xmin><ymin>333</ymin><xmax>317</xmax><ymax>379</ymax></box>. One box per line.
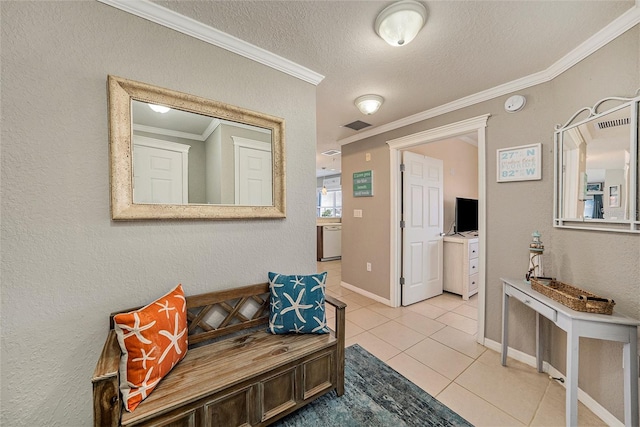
<box><xmin>204</xmin><ymin>388</ymin><xmax>253</xmax><ymax>427</ymax></box>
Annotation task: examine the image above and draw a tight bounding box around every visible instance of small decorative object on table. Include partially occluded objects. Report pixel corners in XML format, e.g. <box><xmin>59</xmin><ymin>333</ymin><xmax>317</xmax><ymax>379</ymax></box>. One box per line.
<box><xmin>531</xmin><ymin>278</ymin><xmax>615</xmax><ymax>315</ymax></box>
<box><xmin>525</xmin><ymin>231</ymin><xmax>544</xmax><ymax>283</ymax></box>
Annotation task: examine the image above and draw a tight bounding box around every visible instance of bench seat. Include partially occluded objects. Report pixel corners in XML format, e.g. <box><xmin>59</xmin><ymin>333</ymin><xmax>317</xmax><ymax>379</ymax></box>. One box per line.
<box><xmin>93</xmin><ymin>283</ymin><xmax>346</xmax><ymax>427</ymax></box>
<box><xmin>122</xmin><ymin>329</ymin><xmax>338</xmax><ymax>425</ymax></box>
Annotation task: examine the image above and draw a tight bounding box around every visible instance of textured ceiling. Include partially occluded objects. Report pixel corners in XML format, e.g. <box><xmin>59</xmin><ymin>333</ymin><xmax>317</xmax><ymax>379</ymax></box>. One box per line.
<box><xmin>153</xmin><ymin>0</ymin><xmax>635</xmax><ymax>176</ymax></box>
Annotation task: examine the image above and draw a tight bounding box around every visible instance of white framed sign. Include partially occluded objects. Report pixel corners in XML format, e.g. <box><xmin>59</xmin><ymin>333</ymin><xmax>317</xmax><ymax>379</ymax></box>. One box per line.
<box><xmin>497</xmin><ymin>143</ymin><xmax>542</xmax><ymax>182</ymax></box>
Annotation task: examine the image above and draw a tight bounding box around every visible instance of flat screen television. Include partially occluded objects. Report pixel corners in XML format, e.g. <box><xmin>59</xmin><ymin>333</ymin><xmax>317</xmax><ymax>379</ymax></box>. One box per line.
<box><xmin>455</xmin><ymin>197</ymin><xmax>478</xmax><ymax>233</ymax></box>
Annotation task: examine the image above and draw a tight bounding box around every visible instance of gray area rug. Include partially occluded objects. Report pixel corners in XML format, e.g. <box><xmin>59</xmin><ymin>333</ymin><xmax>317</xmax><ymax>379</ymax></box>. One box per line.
<box><xmin>273</xmin><ymin>344</ymin><xmax>473</xmax><ymax>426</ymax></box>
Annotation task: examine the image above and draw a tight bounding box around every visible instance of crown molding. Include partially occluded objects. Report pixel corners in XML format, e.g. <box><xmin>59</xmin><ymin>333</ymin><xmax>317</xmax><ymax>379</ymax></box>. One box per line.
<box><xmin>96</xmin><ymin>0</ymin><xmax>324</xmax><ymax>86</ymax></box>
<box><xmin>386</xmin><ymin>114</ymin><xmax>490</xmax><ymax>149</ymax></box>
<box><xmin>547</xmin><ymin>4</ymin><xmax>640</xmax><ymax>80</ymax></box>
<box><xmin>340</xmin><ymin>5</ymin><xmax>640</xmax><ymax>146</ymax></box>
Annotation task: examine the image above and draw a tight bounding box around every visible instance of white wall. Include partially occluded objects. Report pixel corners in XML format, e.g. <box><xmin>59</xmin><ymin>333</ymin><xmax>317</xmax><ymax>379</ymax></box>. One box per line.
<box><xmin>0</xmin><ymin>3</ymin><xmax>317</xmax><ymax>425</ymax></box>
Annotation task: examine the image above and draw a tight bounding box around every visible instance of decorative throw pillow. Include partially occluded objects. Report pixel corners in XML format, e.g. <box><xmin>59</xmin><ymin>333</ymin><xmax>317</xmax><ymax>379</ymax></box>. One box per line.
<box><xmin>267</xmin><ymin>272</ymin><xmax>329</xmax><ymax>334</ymax></box>
<box><xmin>113</xmin><ymin>284</ymin><xmax>188</xmax><ymax>412</ymax></box>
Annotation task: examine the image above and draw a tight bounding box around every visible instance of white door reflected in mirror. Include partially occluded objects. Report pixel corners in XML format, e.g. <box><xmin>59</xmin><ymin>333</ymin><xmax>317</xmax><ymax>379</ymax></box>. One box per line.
<box><xmin>132</xmin><ymin>100</ymin><xmax>273</xmax><ymax>206</ymax></box>
<box><xmin>133</xmin><ymin>136</ymin><xmax>189</xmax><ymax>204</ymax></box>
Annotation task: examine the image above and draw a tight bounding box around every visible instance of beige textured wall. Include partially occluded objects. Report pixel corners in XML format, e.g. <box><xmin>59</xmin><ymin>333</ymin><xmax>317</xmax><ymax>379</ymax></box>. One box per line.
<box><xmin>409</xmin><ymin>139</ymin><xmax>478</xmax><ymax>234</ymax></box>
<box><xmin>342</xmin><ymin>139</ymin><xmax>392</xmax><ymax>298</ymax></box>
<box><xmin>0</xmin><ymin>2</ymin><xmax>317</xmax><ymax>425</ymax></box>
<box><xmin>342</xmin><ymin>25</ymin><xmax>639</xmax><ymax>421</ymax></box>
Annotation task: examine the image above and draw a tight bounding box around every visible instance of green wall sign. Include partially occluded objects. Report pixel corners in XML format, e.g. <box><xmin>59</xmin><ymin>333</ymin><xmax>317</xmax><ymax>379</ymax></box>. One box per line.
<box><xmin>353</xmin><ymin>170</ymin><xmax>374</xmax><ymax>197</ymax></box>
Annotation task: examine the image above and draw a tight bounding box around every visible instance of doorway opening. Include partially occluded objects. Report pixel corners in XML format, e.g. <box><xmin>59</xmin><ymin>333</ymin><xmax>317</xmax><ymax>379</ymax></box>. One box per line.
<box><xmin>387</xmin><ymin>114</ymin><xmax>490</xmax><ymax>344</ymax></box>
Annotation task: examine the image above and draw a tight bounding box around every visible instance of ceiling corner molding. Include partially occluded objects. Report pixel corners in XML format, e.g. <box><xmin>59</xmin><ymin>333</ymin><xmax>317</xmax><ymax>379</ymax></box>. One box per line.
<box><xmin>96</xmin><ymin>0</ymin><xmax>325</xmax><ymax>86</ymax></box>
<box><xmin>339</xmin><ymin>4</ymin><xmax>640</xmax><ymax>146</ymax></box>
<box><xmin>546</xmin><ymin>5</ymin><xmax>640</xmax><ymax>80</ymax></box>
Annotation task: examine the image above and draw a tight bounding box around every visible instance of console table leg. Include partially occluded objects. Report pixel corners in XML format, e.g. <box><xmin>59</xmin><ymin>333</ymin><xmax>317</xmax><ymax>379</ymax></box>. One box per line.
<box><xmin>623</xmin><ymin>327</ymin><xmax>638</xmax><ymax>427</ymax></box>
<box><xmin>566</xmin><ymin>323</ymin><xmax>579</xmax><ymax>427</ymax></box>
<box><xmin>501</xmin><ymin>284</ymin><xmax>509</xmax><ymax>366</ymax></box>
<box><xmin>536</xmin><ymin>312</ymin><xmax>543</xmax><ymax>373</ymax></box>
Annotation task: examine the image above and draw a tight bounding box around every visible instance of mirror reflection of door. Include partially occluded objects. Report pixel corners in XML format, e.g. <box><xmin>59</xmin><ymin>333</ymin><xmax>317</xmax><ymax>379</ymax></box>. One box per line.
<box><xmin>234</xmin><ymin>137</ymin><xmax>273</xmax><ymax>206</ymax></box>
<box><xmin>131</xmin><ymin>100</ymin><xmax>274</xmax><ymax>206</ymax></box>
<box><xmin>133</xmin><ymin>136</ymin><xmax>189</xmax><ymax>204</ymax></box>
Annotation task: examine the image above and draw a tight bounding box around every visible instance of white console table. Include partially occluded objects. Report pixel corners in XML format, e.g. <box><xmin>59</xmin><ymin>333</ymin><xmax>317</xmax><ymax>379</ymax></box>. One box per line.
<box><xmin>501</xmin><ymin>277</ymin><xmax>639</xmax><ymax>427</ymax></box>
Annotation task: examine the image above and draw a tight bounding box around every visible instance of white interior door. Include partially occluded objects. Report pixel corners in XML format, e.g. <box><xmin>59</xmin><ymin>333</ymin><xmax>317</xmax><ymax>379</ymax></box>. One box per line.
<box><xmin>234</xmin><ymin>138</ymin><xmax>273</xmax><ymax>206</ymax></box>
<box><xmin>401</xmin><ymin>151</ymin><xmax>444</xmax><ymax>306</ymax></box>
<box><xmin>133</xmin><ymin>136</ymin><xmax>189</xmax><ymax>204</ymax></box>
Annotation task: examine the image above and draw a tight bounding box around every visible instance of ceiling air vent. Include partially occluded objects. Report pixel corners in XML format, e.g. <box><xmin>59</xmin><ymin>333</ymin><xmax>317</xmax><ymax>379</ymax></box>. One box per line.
<box><xmin>322</xmin><ymin>149</ymin><xmax>342</xmax><ymax>156</ymax></box>
<box><xmin>595</xmin><ymin>117</ymin><xmax>629</xmax><ymax>129</ymax></box>
<box><xmin>343</xmin><ymin>120</ymin><xmax>372</xmax><ymax>131</ymax></box>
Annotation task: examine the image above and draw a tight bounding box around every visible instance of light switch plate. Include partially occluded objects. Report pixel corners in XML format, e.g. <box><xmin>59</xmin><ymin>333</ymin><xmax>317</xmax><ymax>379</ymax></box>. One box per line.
<box><xmin>354</xmin><ymin>209</ymin><xmax>362</xmax><ymax>218</ymax></box>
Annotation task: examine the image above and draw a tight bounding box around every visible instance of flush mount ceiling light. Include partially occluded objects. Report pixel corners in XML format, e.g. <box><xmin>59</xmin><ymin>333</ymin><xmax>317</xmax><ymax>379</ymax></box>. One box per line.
<box><xmin>375</xmin><ymin>0</ymin><xmax>427</xmax><ymax>47</ymax></box>
<box><xmin>148</xmin><ymin>103</ymin><xmax>171</xmax><ymax>113</ymax></box>
<box><xmin>355</xmin><ymin>94</ymin><xmax>384</xmax><ymax>115</ymax></box>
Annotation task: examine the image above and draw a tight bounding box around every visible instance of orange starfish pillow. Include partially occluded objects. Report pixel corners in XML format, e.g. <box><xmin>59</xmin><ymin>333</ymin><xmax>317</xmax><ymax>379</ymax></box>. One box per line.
<box><xmin>113</xmin><ymin>284</ymin><xmax>188</xmax><ymax>412</ymax></box>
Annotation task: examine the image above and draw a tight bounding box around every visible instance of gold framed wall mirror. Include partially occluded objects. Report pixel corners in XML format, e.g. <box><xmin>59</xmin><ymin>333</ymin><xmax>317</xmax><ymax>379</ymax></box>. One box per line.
<box><xmin>554</xmin><ymin>92</ymin><xmax>639</xmax><ymax>233</ymax></box>
<box><xmin>108</xmin><ymin>75</ymin><xmax>286</xmax><ymax>220</ymax></box>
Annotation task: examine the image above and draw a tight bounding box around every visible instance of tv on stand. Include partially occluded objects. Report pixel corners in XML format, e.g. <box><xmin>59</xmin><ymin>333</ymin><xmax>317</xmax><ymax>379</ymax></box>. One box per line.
<box><xmin>454</xmin><ymin>197</ymin><xmax>478</xmax><ymax>234</ymax></box>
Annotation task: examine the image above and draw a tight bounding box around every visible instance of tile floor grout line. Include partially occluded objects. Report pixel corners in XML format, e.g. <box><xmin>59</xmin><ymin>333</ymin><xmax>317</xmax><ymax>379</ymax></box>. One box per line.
<box><xmin>445</xmin><ymin>377</ymin><xmax>526</xmax><ymax>425</ymax></box>
<box><xmin>527</xmin><ymin>379</ymin><xmax>552</xmax><ymax>426</ymax></box>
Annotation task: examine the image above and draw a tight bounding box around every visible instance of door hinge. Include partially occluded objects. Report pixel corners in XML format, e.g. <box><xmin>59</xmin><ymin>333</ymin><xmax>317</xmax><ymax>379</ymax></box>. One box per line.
<box><xmin>400</xmin><ymin>277</ymin><xmax>405</xmax><ymax>286</ymax></box>
<box><xmin>400</xmin><ymin>220</ymin><xmax>405</xmax><ymax>229</ymax></box>
<box><xmin>400</xmin><ymin>163</ymin><xmax>406</xmax><ymax>172</ymax></box>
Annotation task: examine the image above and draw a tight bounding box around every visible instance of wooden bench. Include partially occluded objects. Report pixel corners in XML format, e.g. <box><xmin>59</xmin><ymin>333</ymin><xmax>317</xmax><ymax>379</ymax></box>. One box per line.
<box><xmin>92</xmin><ymin>283</ymin><xmax>346</xmax><ymax>426</ymax></box>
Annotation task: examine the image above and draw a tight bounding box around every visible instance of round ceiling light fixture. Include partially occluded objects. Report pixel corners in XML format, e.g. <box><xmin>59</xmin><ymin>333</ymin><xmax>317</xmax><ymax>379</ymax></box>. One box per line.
<box><xmin>355</xmin><ymin>94</ymin><xmax>384</xmax><ymax>115</ymax></box>
<box><xmin>375</xmin><ymin>0</ymin><xmax>427</xmax><ymax>47</ymax></box>
<box><xmin>148</xmin><ymin>103</ymin><xmax>171</xmax><ymax>114</ymax></box>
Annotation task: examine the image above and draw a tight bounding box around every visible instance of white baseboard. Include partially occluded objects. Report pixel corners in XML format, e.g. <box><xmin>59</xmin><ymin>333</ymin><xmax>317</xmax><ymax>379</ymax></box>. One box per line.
<box><xmin>340</xmin><ymin>281</ymin><xmax>392</xmax><ymax>306</ymax></box>
<box><xmin>484</xmin><ymin>338</ymin><xmax>623</xmax><ymax>427</ymax></box>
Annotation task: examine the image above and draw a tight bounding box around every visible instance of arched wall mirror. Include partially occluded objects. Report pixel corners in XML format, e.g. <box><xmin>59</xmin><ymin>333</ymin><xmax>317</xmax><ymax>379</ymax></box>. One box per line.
<box><xmin>108</xmin><ymin>75</ymin><xmax>286</xmax><ymax>220</ymax></box>
<box><xmin>554</xmin><ymin>92</ymin><xmax>639</xmax><ymax>233</ymax></box>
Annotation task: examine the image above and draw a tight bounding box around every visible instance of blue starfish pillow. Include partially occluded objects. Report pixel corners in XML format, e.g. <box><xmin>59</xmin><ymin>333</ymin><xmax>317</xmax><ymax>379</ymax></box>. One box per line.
<box><xmin>267</xmin><ymin>271</ymin><xmax>329</xmax><ymax>334</ymax></box>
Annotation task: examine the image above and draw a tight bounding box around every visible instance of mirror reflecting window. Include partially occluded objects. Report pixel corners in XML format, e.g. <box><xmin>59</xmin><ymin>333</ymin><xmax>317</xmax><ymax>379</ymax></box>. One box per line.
<box><xmin>554</xmin><ymin>94</ymin><xmax>639</xmax><ymax>233</ymax></box>
<box><xmin>108</xmin><ymin>76</ymin><xmax>285</xmax><ymax>220</ymax></box>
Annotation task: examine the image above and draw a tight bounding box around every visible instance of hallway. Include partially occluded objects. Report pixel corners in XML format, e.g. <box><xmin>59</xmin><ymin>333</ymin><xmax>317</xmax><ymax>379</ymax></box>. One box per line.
<box><xmin>319</xmin><ymin>260</ymin><xmax>606</xmax><ymax>427</ymax></box>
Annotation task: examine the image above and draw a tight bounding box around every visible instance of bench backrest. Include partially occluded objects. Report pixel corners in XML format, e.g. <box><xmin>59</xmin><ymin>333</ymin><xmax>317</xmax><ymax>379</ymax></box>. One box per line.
<box><xmin>109</xmin><ymin>283</ymin><xmax>270</xmax><ymax>348</ymax></box>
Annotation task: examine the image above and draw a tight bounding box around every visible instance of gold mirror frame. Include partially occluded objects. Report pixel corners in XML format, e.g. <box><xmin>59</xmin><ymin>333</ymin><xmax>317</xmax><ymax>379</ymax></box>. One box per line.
<box><xmin>108</xmin><ymin>75</ymin><xmax>286</xmax><ymax>220</ymax></box>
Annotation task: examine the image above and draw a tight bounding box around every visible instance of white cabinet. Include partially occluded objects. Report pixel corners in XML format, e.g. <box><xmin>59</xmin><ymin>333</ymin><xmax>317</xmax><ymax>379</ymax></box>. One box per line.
<box><xmin>443</xmin><ymin>235</ymin><xmax>479</xmax><ymax>300</ymax></box>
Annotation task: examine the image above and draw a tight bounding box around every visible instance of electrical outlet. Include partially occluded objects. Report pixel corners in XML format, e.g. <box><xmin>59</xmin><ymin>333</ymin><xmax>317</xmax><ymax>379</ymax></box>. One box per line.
<box><xmin>366</xmin><ymin>152</ymin><xmax>371</xmax><ymax>161</ymax></box>
<box><xmin>354</xmin><ymin>209</ymin><xmax>362</xmax><ymax>218</ymax></box>
<box><xmin>366</xmin><ymin>262</ymin><xmax>372</xmax><ymax>272</ymax></box>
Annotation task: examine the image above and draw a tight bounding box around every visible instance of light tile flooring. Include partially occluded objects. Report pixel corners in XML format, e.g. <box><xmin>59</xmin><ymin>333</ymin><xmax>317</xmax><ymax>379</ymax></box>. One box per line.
<box><xmin>320</xmin><ymin>260</ymin><xmax>606</xmax><ymax>427</ymax></box>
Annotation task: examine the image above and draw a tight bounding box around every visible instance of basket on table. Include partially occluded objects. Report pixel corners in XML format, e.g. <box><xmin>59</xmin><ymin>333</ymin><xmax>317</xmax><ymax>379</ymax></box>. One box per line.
<box><xmin>530</xmin><ymin>278</ymin><xmax>615</xmax><ymax>315</ymax></box>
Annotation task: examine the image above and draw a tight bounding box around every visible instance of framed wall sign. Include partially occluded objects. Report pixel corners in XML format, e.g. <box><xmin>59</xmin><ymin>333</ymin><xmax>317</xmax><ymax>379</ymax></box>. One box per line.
<box><xmin>586</xmin><ymin>182</ymin><xmax>603</xmax><ymax>192</ymax></box>
<box><xmin>609</xmin><ymin>184</ymin><xmax>621</xmax><ymax>208</ymax></box>
<box><xmin>497</xmin><ymin>143</ymin><xmax>542</xmax><ymax>182</ymax></box>
<box><xmin>353</xmin><ymin>170</ymin><xmax>374</xmax><ymax>197</ymax></box>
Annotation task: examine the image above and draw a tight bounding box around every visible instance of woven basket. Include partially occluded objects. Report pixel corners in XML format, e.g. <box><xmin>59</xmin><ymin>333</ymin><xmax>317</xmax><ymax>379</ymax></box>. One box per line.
<box><xmin>530</xmin><ymin>278</ymin><xmax>615</xmax><ymax>315</ymax></box>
